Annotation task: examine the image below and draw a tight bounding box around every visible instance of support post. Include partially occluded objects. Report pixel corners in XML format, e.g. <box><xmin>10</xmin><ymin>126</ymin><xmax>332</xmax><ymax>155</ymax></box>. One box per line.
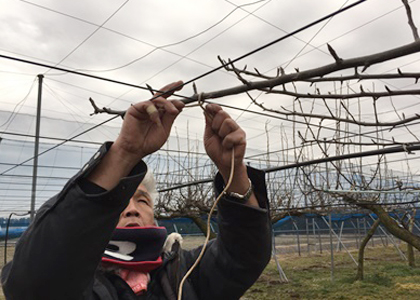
<box><xmin>272</xmin><ymin>231</ymin><xmax>289</xmax><ymax>283</ymax></box>
<box><xmin>337</xmin><ymin>221</ymin><xmax>344</xmax><ymax>252</ymax></box>
<box><xmin>306</xmin><ymin>218</ymin><xmax>310</xmax><ymax>253</ymax></box>
<box><xmin>291</xmin><ymin>218</ymin><xmax>301</xmax><ymax>256</ymax></box>
<box><xmin>367</xmin><ymin>219</ymin><xmax>375</xmax><ymax>247</ymax></box>
<box><xmin>322</xmin><ymin>216</ymin><xmax>358</xmax><ymax>266</ymax></box>
<box><xmin>312</xmin><ymin>218</ymin><xmax>317</xmax><ymax>252</ymax></box>
<box><xmin>30</xmin><ymin>74</ymin><xmax>43</xmax><ymax>222</ymax></box>
<box><xmin>209</xmin><ymin>222</ymin><xmax>215</xmax><ymax>233</ymax></box>
<box><xmin>328</xmin><ymin>214</ymin><xmax>335</xmax><ymax>281</ymax></box>
<box><xmin>314</xmin><ymin>220</ymin><xmax>323</xmax><ymax>254</ymax></box>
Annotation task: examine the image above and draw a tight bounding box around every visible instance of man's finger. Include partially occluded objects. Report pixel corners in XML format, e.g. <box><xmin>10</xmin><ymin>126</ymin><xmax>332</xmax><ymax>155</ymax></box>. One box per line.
<box><xmin>146</xmin><ymin>105</ymin><xmax>158</xmax><ymax>115</ymax></box>
<box><xmin>160</xmin><ymin>100</ymin><xmax>184</xmax><ymax>131</ymax></box>
<box><xmin>154</xmin><ymin>80</ymin><xmax>184</xmax><ymax>99</ymax></box>
<box><xmin>152</xmin><ymin>97</ymin><xmax>182</xmax><ymax>114</ymax></box>
<box><xmin>172</xmin><ymin>100</ymin><xmax>185</xmax><ymax>111</ymax></box>
<box><xmin>223</xmin><ymin>131</ymin><xmax>246</xmax><ymax>150</ymax></box>
<box><xmin>204</xmin><ymin>103</ymin><xmax>223</xmax><ymax>119</ymax></box>
<box><xmin>145</xmin><ymin>103</ymin><xmax>162</xmax><ymax>126</ymax></box>
<box><xmin>218</xmin><ymin>119</ymin><xmax>239</xmax><ymax>139</ymax></box>
<box><xmin>211</xmin><ymin>110</ymin><xmax>231</xmax><ymax>134</ymax></box>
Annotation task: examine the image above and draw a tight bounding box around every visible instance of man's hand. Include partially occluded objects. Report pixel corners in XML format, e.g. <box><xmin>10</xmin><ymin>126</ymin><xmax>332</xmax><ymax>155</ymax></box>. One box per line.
<box><xmin>87</xmin><ymin>81</ymin><xmax>184</xmax><ymax>190</ymax></box>
<box><xmin>204</xmin><ymin>104</ymin><xmax>259</xmax><ymax>207</ymax></box>
<box><xmin>114</xmin><ymin>81</ymin><xmax>185</xmax><ymax>164</ymax></box>
<box><xmin>204</xmin><ymin>104</ymin><xmax>246</xmax><ymax>179</ymax></box>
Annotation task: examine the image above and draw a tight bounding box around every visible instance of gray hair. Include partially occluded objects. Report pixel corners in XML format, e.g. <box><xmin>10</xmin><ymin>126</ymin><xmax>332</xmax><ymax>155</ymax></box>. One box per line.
<box><xmin>141</xmin><ymin>169</ymin><xmax>158</xmax><ymax>205</ymax></box>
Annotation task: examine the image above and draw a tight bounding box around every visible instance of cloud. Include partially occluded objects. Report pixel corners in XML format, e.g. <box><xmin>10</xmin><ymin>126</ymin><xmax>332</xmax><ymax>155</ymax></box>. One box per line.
<box><xmin>1</xmin><ymin>0</ymin><xmax>420</xmax><ymax>214</ymax></box>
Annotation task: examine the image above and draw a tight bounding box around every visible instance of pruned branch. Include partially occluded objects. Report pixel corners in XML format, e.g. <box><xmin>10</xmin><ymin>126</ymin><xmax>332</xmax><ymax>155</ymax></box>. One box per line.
<box><xmin>89</xmin><ymin>97</ymin><xmax>125</xmax><ymax>117</ymax></box>
<box><xmin>193</xmin><ymin>40</ymin><xmax>420</xmax><ymax>103</ymax></box>
<box><xmin>222</xmin><ymin>63</ymin><xmax>420</xmax><ymax>83</ymax></box>
<box><xmin>89</xmin><ymin>40</ymin><xmax>420</xmax><ymax>111</ymax></box>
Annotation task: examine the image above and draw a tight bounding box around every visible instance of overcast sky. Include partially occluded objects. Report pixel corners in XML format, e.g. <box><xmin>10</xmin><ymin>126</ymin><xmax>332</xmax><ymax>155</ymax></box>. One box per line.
<box><xmin>1</xmin><ymin>0</ymin><xmax>420</xmax><ymax>215</ymax></box>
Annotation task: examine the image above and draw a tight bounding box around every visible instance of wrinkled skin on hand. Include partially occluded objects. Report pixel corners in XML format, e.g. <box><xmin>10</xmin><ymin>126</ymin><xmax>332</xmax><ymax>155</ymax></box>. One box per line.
<box><xmin>114</xmin><ymin>81</ymin><xmax>185</xmax><ymax>164</ymax></box>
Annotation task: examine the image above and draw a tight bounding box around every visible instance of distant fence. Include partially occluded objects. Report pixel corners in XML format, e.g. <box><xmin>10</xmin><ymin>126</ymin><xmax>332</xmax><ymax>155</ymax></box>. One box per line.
<box><xmin>2</xmin><ymin>211</ymin><xmax>420</xmax><ymax>239</ymax></box>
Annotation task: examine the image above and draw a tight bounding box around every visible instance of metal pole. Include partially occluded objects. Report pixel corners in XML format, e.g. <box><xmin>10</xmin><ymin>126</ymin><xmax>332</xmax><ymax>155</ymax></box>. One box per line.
<box><xmin>366</xmin><ymin>220</ymin><xmax>375</xmax><ymax>247</ymax></box>
<box><xmin>322</xmin><ymin>216</ymin><xmax>358</xmax><ymax>266</ymax></box>
<box><xmin>30</xmin><ymin>74</ymin><xmax>43</xmax><ymax>222</ymax></box>
<box><xmin>328</xmin><ymin>214</ymin><xmax>335</xmax><ymax>281</ymax></box>
<box><xmin>412</xmin><ymin>220</ymin><xmax>420</xmax><ymax>234</ymax></box>
<box><xmin>210</xmin><ymin>222</ymin><xmax>215</xmax><ymax>233</ymax></box>
<box><xmin>272</xmin><ymin>230</ymin><xmax>289</xmax><ymax>283</ymax></box>
<box><xmin>350</xmin><ymin>220</ymin><xmax>359</xmax><ymax>248</ymax></box>
<box><xmin>314</xmin><ymin>220</ymin><xmax>323</xmax><ymax>254</ymax></box>
<box><xmin>312</xmin><ymin>218</ymin><xmax>317</xmax><ymax>252</ymax></box>
<box><xmin>363</xmin><ymin>218</ymin><xmax>368</xmax><ymax>245</ymax></box>
<box><xmin>292</xmin><ymin>218</ymin><xmax>301</xmax><ymax>256</ymax></box>
<box><xmin>337</xmin><ymin>221</ymin><xmax>344</xmax><ymax>252</ymax></box>
<box><xmin>306</xmin><ymin>218</ymin><xmax>310</xmax><ymax>253</ymax></box>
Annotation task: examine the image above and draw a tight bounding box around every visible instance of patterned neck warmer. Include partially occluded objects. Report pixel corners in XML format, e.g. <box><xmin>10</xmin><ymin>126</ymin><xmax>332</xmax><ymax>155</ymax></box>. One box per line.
<box><xmin>102</xmin><ymin>226</ymin><xmax>167</xmax><ymax>273</ymax></box>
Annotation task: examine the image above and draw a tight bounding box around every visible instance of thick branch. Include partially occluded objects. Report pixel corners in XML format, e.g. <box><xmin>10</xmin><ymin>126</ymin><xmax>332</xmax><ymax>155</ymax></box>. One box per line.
<box><xmin>264</xmin><ymin>87</ymin><xmax>420</xmax><ymax>100</ymax></box>
<box><xmin>348</xmin><ymin>198</ymin><xmax>420</xmax><ymax>251</ymax></box>
<box><xmin>89</xmin><ymin>41</ymin><xmax>420</xmax><ymax>110</ymax></box>
<box><xmin>303</xmin><ymin>71</ymin><xmax>420</xmax><ymax>83</ymax></box>
<box><xmin>303</xmin><ymin>139</ymin><xmax>410</xmax><ymax>147</ymax></box>
<box><xmin>223</xmin><ymin>66</ymin><xmax>420</xmax><ymax>83</ymax></box>
<box><xmin>185</xmin><ymin>40</ymin><xmax>420</xmax><ymax>103</ymax></box>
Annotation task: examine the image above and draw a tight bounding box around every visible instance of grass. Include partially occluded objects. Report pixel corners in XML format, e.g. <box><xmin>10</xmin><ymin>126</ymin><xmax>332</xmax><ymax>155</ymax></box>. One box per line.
<box><xmin>1</xmin><ymin>238</ymin><xmax>420</xmax><ymax>299</ymax></box>
<box><xmin>243</xmin><ymin>245</ymin><xmax>420</xmax><ymax>300</ymax></box>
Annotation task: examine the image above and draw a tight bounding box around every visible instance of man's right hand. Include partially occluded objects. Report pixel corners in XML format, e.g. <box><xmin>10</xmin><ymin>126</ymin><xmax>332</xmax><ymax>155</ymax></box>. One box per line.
<box><xmin>114</xmin><ymin>81</ymin><xmax>185</xmax><ymax>164</ymax></box>
<box><xmin>87</xmin><ymin>81</ymin><xmax>184</xmax><ymax>190</ymax></box>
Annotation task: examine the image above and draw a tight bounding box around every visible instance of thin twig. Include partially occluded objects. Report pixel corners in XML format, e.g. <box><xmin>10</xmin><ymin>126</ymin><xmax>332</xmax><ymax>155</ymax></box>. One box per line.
<box><xmin>401</xmin><ymin>0</ymin><xmax>419</xmax><ymax>41</ymax></box>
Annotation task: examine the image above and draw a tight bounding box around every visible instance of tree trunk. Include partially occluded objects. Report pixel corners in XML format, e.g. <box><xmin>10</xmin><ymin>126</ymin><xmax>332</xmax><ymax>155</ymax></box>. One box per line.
<box><xmin>344</xmin><ymin>196</ymin><xmax>420</xmax><ymax>252</ymax></box>
<box><xmin>370</xmin><ymin>205</ymin><xmax>420</xmax><ymax>250</ymax></box>
<box><xmin>356</xmin><ymin>218</ymin><xmax>380</xmax><ymax>281</ymax></box>
<box><xmin>190</xmin><ymin>216</ymin><xmax>217</xmax><ymax>239</ymax></box>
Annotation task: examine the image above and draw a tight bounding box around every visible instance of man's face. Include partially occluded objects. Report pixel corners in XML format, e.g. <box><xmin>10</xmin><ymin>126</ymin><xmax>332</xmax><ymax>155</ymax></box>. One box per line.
<box><xmin>117</xmin><ymin>184</ymin><xmax>155</xmax><ymax>227</ymax></box>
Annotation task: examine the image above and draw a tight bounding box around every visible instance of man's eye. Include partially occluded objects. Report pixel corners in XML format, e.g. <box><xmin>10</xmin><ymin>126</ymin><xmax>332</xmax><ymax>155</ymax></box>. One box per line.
<box><xmin>137</xmin><ymin>199</ymin><xmax>148</xmax><ymax>204</ymax></box>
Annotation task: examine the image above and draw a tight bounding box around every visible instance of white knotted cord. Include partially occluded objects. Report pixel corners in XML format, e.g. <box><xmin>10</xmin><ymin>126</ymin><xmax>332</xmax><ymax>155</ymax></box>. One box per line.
<box><xmin>177</xmin><ymin>93</ymin><xmax>236</xmax><ymax>300</ymax></box>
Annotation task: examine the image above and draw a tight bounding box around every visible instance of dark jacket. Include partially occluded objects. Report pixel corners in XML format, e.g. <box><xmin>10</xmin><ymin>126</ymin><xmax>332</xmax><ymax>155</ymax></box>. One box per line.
<box><xmin>1</xmin><ymin>143</ymin><xmax>272</xmax><ymax>300</ymax></box>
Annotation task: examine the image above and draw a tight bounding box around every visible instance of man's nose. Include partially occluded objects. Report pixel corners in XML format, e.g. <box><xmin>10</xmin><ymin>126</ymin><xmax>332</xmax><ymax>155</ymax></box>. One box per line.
<box><xmin>122</xmin><ymin>201</ymin><xmax>140</xmax><ymax>217</ymax></box>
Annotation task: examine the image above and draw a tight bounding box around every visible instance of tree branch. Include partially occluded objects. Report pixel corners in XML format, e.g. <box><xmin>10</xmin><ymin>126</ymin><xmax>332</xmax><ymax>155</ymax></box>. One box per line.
<box><xmin>190</xmin><ymin>40</ymin><xmax>420</xmax><ymax>103</ymax></box>
<box><xmin>263</xmin><ymin>87</ymin><xmax>420</xmax><ymax>100</ymax></box>
<box><xmin>402</xmin><ymin>0</ymin><xmax>419</xmax><ymax>41</ymax></box>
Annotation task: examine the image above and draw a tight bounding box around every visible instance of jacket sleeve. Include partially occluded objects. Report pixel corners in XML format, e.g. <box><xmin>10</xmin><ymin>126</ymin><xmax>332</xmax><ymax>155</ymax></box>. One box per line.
<box><xmin>1</xmin><ymin>142</ymin><xmax>147</xmax><ymax>300</ymax></box>
<box><xmin>184</xmin><ymin>166</ymin><xmax>272</xmax><ymax>300</ymax></box>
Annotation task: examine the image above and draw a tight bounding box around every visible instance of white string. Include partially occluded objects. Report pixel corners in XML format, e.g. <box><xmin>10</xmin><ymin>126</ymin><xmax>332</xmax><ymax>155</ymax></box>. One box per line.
<box><xmin>177</xmin><ymin>93</ymin><xmax>237</xmax><ymax>300</ymax></box>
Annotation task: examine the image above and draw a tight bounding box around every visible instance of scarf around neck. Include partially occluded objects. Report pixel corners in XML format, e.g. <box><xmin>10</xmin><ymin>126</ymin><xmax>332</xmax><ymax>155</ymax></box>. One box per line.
<box><xmin>102</xmin><ymin>226</ymin><xmax>167</xmax><ymax>273</ymax></box>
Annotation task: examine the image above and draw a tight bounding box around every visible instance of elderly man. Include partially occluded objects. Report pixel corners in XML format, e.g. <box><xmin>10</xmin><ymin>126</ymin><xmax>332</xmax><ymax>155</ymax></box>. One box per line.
<box><xmin>1</xmin><ymin>81</ymin><xmax>272</xmax><ymax>300</ymax></box>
